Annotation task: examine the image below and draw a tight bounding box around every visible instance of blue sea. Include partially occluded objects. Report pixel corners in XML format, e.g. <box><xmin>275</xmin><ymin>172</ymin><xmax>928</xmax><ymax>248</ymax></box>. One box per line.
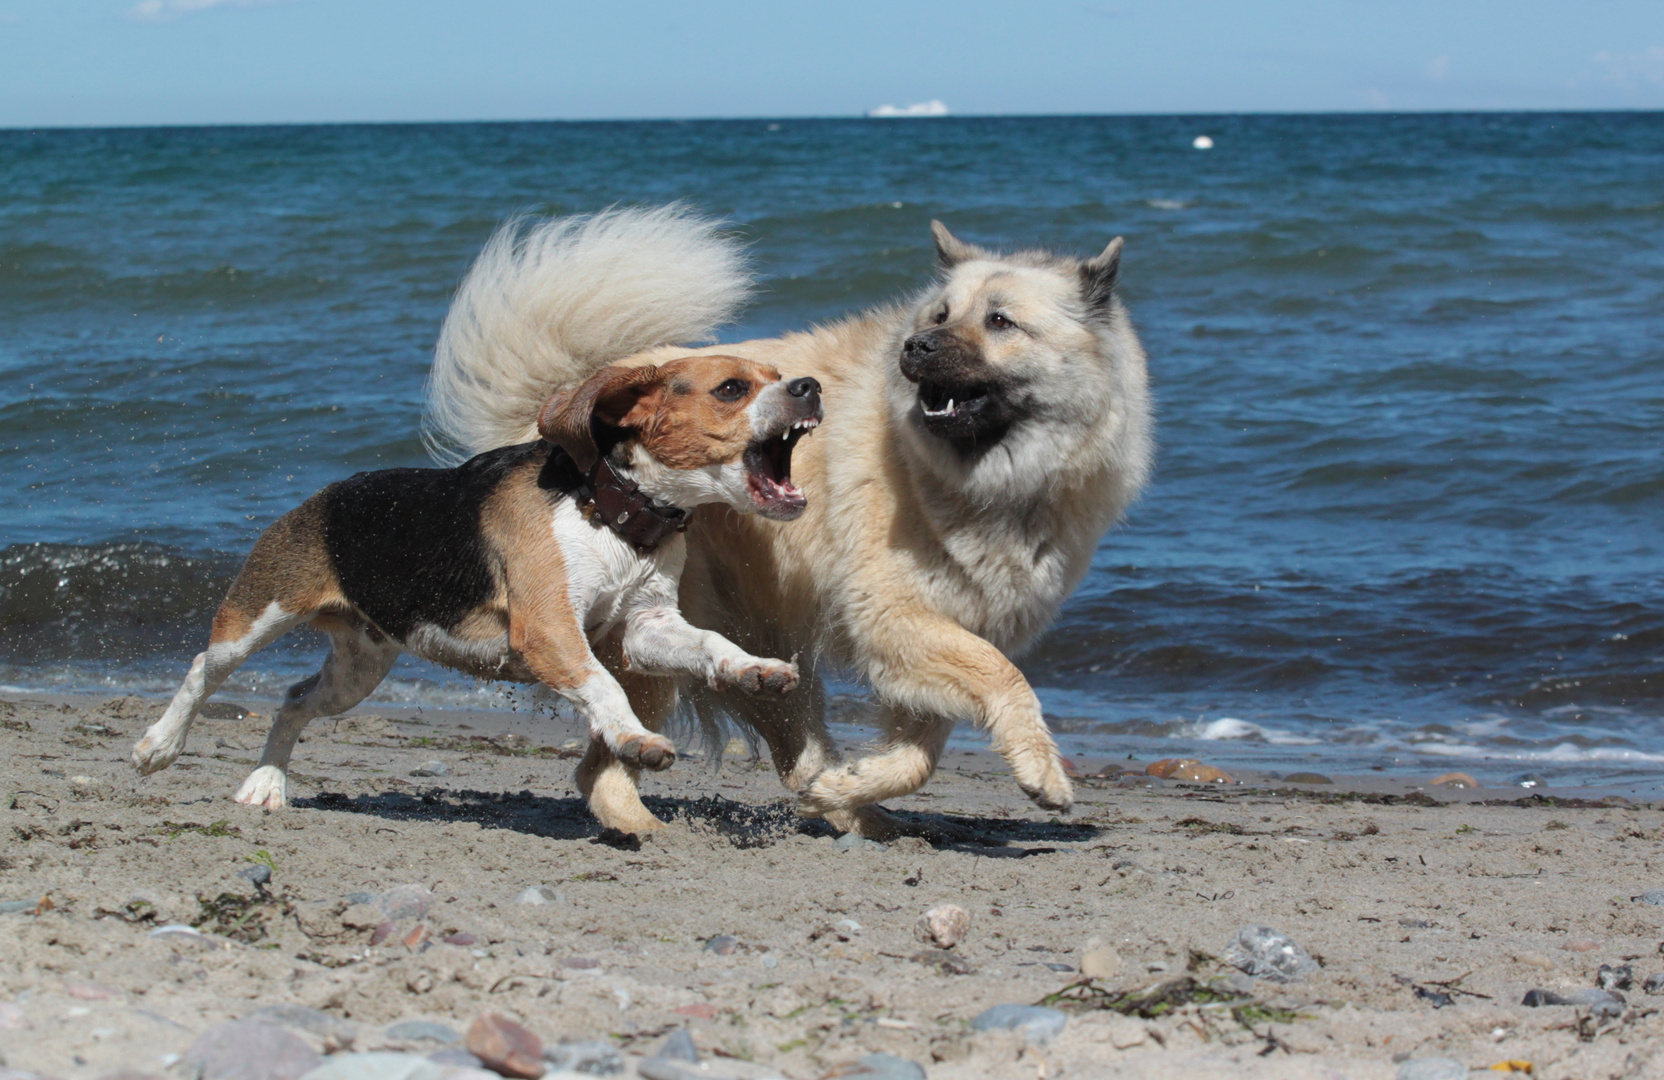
<box><xmin>1</xmin><ymin>114</ymin><xmax>1660</xmax><ymax>789</ymax></box>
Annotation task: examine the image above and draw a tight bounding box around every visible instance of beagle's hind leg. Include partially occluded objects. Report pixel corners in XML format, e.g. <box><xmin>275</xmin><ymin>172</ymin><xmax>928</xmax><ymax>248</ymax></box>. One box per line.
<box><xmin>234</xmin><ymin>617</ymin><xmax>400</xmax><ymax>809</ymax></box>
<box><xmin>132</xmin><ymin>599</ymin><xmax>304</xmax><ymax>776</ymax></box>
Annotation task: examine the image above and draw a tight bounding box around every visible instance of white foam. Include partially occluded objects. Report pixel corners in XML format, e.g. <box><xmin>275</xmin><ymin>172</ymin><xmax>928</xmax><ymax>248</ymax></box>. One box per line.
<box><xmin>1188</xmin><ymin>717</ymin><xmax>1319</xmax><ymax>746</ymax></box>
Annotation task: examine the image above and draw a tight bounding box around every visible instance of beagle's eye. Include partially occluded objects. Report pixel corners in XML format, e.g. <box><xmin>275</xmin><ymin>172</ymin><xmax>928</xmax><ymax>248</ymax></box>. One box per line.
<box><xmin>932</xmin><ymin>307</ymin><xmax>949</xmax><ymax>325</ymax></box>
<box><xmin>987</xmin><ymin>311</ymin><xmax>1015</xmax><ymax>331</ymax></box>
<box><xmin>711</xmin><ymin>378</ymin><xmax>749</xmax><ymax>402</ymax></box>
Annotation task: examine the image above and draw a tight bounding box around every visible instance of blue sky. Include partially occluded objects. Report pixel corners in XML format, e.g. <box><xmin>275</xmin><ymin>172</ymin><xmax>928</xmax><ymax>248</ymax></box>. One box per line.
<box><xmin>2</xmin><ymin>0</ymin><xmax>1663</xmax><ymax>127</ymax></box>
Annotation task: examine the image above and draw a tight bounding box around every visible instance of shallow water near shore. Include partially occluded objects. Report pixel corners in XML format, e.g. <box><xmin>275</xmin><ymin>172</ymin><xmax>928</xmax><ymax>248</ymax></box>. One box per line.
<box><xmin>1</xmin><ymin>114</ymin><xmax>1661</xmax><ymax>789</ymax></box>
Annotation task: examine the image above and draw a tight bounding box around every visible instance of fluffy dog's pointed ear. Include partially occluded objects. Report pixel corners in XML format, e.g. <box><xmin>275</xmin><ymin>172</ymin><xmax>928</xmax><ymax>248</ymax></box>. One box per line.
<box><xmin>1079</xmin><ymin>236</ymin><xmax>1124</xmax><ymax>316</ymax></box>
<box><xmin>931</xmin><ymin>220</ymin><xmax>990</xmax><ymax>269</ymax></box>
<box><xmin>537</xmin><ymin>364</ymin><xmax>663</xmax><ymax>471</ymax></box>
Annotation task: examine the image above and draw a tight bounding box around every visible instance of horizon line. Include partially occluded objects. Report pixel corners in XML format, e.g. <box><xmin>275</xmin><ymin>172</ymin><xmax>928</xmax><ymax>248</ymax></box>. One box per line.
<box><xmin>3</xmin><ymin>105</ymin><xmax>1662</xmax><ymax>133</ymax></box>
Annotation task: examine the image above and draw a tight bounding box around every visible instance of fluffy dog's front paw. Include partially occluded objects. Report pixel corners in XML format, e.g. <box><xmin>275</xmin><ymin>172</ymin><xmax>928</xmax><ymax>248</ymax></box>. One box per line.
<box><xmin>131</xmin><ymin>730</ymin><xmax>184</xmax><ymax>776</ymax></box>
<box><xmin>613</xmin><ymin>733</ymin><xmax>677</xmax><ymax>772</ymax></box>
<box><xmin>233</xmin><ymin>766</ymin><xmax>288</xmax><ymax>809</ymax></box>
<box><xmin>713</xmin><ymin>657</ymin><xmax>799</xmax><ymax>695</ymax></box>
<box><xmin>1017</xmin><ymin>755</ymin><xmax>1074</xmax><ymax>813</ymax></box>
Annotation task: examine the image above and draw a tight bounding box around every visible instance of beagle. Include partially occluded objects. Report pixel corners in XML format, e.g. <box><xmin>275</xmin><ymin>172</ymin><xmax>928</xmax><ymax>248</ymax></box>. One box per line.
<box><xmin>130</xmin><ymin>356</ymin><xmax>822</xmax><ymax>810</ymax></box>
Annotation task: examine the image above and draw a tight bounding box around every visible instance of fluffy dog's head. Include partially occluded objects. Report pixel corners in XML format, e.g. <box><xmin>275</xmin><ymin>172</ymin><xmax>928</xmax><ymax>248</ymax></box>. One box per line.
<box><xmin>538</xmin><ymin>355</ymin><xmax>822</xmax><ymax>520</ymax></box>
<box><xmin>890</xmin><ymin>221</ymin><xmax>1151</xmax><ymax>498</ymax></box>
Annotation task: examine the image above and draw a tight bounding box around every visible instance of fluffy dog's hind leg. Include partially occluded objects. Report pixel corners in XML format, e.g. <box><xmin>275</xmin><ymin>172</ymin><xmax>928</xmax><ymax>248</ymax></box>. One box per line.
<box><xmin>695</xmin><ymin>669</ymin><xmax>838</xmax><ymax>796</ymax></box>
<box><xmin>133</xmin><ymin>600</ymin><xmax>303</xmax><ymax>777</ymax></box>
<box><xmin>800</xmin><ymin>708</ymin><xmax>954</xmax><ymax>837</ymax></box>
<box><xmin>234</xmin><ymin>619</ymin><xmax>399</xmax><ymax>809</ymax></box>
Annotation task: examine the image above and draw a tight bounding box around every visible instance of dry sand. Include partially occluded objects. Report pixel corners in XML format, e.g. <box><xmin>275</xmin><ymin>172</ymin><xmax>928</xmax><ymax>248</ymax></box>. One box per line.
<box><xmin>3</xmin><ymin>691</ymin><xmax>1664</xmax><ymax>1079</ymax></box>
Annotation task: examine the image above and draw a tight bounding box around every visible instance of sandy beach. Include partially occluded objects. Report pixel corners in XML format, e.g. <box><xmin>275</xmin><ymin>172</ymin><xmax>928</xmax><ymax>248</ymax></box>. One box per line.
<box><xmin>2</xmin><ymin>691</ymin><xmax>1663</xmax><ymax>1080</ymax></box>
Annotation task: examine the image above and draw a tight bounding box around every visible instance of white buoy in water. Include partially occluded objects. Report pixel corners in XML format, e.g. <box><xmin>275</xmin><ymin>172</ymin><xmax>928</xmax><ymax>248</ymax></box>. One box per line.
<box><xmin>1192</xmin><ymin>135</ymin><xmax>1214</xmax><ymax>150</ymax></box>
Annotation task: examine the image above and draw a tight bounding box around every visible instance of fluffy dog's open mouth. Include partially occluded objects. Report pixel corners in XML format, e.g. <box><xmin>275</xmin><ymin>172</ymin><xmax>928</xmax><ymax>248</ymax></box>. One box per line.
<box><xmin>744</xmin><ymin>417</ymin><xmax>817</xmax><ymax>519</ymax></box>
<box><xmin>917</xmin><ymin>379</ymin><xmax>1001</xmax><ymax>439</ymax></box>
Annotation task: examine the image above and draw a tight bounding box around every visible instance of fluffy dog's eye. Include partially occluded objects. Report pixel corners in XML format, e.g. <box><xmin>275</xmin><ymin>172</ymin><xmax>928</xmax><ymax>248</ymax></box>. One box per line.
<box><xmin>987</xmin><ymin>311</ymin><xmax>1015</xmax><ymax>331</ymax></box>
<box><xmin>933</xmin><ymin>307</ymin><xmax>948</xmax><ymax>325</ymax></box>
<box><xmin>712</xmin><ymin>378</ymin><xmax>749</xmax><ymax>401</ymax></box>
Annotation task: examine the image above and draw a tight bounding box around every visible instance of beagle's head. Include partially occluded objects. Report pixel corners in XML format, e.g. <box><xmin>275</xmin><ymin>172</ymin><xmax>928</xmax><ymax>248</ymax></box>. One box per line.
<box><xmin>537</xmin><ymin>355</ymin><xmax>822</xmax><ymax>520</ymax></box>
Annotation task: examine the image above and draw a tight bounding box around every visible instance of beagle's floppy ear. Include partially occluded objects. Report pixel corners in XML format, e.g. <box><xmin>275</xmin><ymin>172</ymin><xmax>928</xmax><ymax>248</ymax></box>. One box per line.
<box><xmin>537</xmin><ymin>364</ymin><xmax>663</xmax><ymax>471</ymax></box>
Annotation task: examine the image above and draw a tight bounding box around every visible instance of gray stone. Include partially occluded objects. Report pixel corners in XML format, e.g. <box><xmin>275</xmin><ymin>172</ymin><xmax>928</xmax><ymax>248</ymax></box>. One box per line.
<box><xmin>704</xmin><ymin>935</ymin><xmax>739</xmax><ymax>956</ymax></box>
<box><xmin>514</xmin><ymin>886</ymin><xmax>567</xmax><ymax>907</ymax></box>
<box><xmin>385</xmin><ymin>1021</ymin><xmax>459</xmax><ymax>1045</ymax></box>
<box><xmin>240</xmin><ymin>865</ymin><xmax>272</xmax><ymax>888</ymax></box>
<box><xmin>1522</xmin><ymin>987</ymin><xmax>1626</xmax><ymax>1017</ymax></box>
<box><xmin>1395</xmin><ymin>1058</ymin><xmax>1467</xmax><ymax>1080</ymax></box>
<box><xmin>344</xmin><ymin>892</ymin><xmax>378</xmax><ymax>906</ymax></box>
<box><xmin>1644</xmin><ymin>972</ymin><xmax>1664</xmax><ymax>995</ymax></box>
<box><xmin>1222</xmin><ymin>924</ymin><xmax>1320</xmax><ymax>982</ymax></box>
<box><xmin>831</xmin><ymin>1054</ymin><xmax>925</xmax><ymax>1080</ymax></box>
<box><xmin>835</xmin><ymin>833</ymin><xmax>883</xmax><ymax>851</ymax></box>
<box><xmin>410</xmin><ymin>762</ymin><xmax>449</xmax><ymax>778</ymax></box>
<box><xmin>1597</xmin><ymin>963</ymin><xmax>1634</xmax><ymax>991</ymax></box>
<box><xmin>653</xmin><ymin>1029</ymin><xmax>700</xmax><ymax>1064</ymax></box>
<box><xmin>1209</xmin><ymin>972</ymin><xmax>1256</xmax><ymax>995</ymax></box>
<box><xmin>181</xmin><ymin>1021</ymin><xmax>322</xmax><ymax>1080</ymax></box>
<box><xmin>1638</xmin><ymin>890</ymin><xmax>1664</xmax><ymax>906</ymax></box>
<box><xmin>0</xmin><ymin>901</ymin><xmax>36</xmax><ymax>915</ymax></box>
<box><xmin>247</xmin><ymin>1004</ymin><xmax>357</xmax><ymax>1051</ymax></box>
<box><xmin>296</xmin><ymin>1053</ymin><xmax>443</xmax><ymax>1080</ymax></box>
<box><xmin>422</xmin><ymin>1051</ymin><xmax>480</xmax><ymax>1069</ymax></box>
<box><xmin>970</xmin><ymin>1004</ymin><xmax>1067</xmax><ymax>1044</ymax></box>
<box><xmin>542</xmin><ymin>1039</ymin><xmax>622</xmax><ymax>1075</ymax></box>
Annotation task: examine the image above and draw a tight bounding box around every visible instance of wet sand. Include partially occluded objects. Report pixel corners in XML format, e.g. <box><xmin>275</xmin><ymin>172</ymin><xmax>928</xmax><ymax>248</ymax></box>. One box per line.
<box><xmin>3</xmin><ymin>691</ymin><xmax>1663</xmax><ymax>1079</ymax></box>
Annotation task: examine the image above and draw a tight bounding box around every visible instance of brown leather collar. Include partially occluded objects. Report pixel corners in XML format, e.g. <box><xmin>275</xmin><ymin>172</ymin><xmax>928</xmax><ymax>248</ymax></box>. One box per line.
<box><xmin>572</xmin><ymin>454</ymin><xmax>689</xmax><ymax>551</ymax></box>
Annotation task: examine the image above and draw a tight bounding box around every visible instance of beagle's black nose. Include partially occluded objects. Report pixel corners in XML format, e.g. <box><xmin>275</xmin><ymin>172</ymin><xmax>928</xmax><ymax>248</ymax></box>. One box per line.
<box><xmin>786</xmin><ymin>376</ymin><xmax>821</xmax><ymax>398</ymax></box>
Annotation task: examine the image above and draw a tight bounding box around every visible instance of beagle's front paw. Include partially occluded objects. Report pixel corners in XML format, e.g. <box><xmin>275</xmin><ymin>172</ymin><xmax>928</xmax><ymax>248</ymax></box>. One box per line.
<box><xmin>713</xmin><ymin>657</ymin><xmax>799</xmax><ymax>695</ymax></box>
<box><xmin>131</xmin><ymin>729</ymin><xmax>185</xmax><ymax>776</ymax></box>
<box><xmin>613</xmin><ymin>732</ymin><xmax>677</xmax><ymax>772</ymax></box>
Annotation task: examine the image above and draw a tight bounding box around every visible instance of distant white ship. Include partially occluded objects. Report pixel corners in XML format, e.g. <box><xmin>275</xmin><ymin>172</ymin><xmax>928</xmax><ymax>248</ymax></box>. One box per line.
<box><xmin>866</xmin><ymin>100</ymin><xmax>950</xmax><ymax>118</ymax></box>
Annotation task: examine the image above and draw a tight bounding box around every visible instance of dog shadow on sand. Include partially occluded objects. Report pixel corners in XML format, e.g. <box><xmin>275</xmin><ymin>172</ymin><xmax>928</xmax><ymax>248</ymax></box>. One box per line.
<box><xmin>292</xmin><ymin>786</ymin><xmax>1102</xmax><ymax>855</ymax></box>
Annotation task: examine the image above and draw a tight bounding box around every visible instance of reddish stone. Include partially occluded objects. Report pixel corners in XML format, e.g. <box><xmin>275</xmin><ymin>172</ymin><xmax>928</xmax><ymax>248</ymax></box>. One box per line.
<box><xmin>1145</xmin><ymin>758</ymin><xmax>1199</xmax><ymax>778</ymax></box>
<box><xmin>369</xmin><ymin>921</ymin><xmax>398</xmax><ymax>946</ymax></box>
<box><xmin>443</xmin><ymin>932</ymin><xmax>478</xmax><ymax>946</ymax></box>
<box><xmin>465</xmin><ymin>1013</ymin><xmax>545</xmax><ymax>1079</ymax></box>
<box><xmin>402</xmin><ymin>922</ymin><xmax>431</xmax><ymax>949</ymax></box>
<box><xmin>1170</xmin><ymin>762</ymin><xmax>1234</xmax><ymax>784</ymax></box>
<box><xmin>672</xmin><ymin>1003</ymin><xmax>718</xmax><ymax>1019</ymax></box>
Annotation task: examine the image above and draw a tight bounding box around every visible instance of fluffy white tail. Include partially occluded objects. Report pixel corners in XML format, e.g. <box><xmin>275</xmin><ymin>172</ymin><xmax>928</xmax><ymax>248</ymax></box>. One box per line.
<box><xmin>423</xmin><ymin>204</ymin><xmax>753</xmax><ymax>463</ymax></box>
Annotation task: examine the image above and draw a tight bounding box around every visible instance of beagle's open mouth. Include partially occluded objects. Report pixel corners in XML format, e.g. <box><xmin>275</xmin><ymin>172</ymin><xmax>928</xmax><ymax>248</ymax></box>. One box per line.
<box><xmin>744</xmin><ymin>416</ymin><xmax>818</xmax><ymax>520</ymax></box>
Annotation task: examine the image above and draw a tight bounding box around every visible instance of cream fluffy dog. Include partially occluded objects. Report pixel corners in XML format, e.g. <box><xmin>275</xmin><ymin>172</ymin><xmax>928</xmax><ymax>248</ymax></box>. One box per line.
<box><xmin>424</xmin><ymin>206</ymin><xmax>1152</xmax><ymax>837</ymax></box>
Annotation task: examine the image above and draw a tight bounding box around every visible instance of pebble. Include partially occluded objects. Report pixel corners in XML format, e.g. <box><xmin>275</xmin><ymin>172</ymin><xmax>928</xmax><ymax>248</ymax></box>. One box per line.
<box><xmin>424</xmin><ymin>1051</ymin><xmax>482</xmax><ymax>1069</ymax></box>
<box><xmin>66</xmin><ymin>982</ymin><xmax>119</xmax><ymax>1001</ymax></box>
<box><xmin>1643</xmin><ymin>972</ymin><xmax>1664</xmax><ymax>994</ymax></box>
<box><xmin>1079</xmin><ymin>939</ymin><xmax>1121</xmax><ymax>979</ymax></box>
<box><xmin>182</xmin><ymin>1020</ymin><xmax>323</xmax><ymax>1080</ymax></box>
<box><xmin>1522</xmin><ymin>988</ymin><xmax>1626</xmax><ymax>1017</ymax></box>
<box><xmin>835</xmin><ymin>833</ymin><xmax>883</xmax><ymax>851</ymax></box>
<box><xmin>1597</xmin><ymin>963</ymin><xmax>1634</xmax><ymax>991</ymax></box>
<box><xmin>296</xmin><ymin>1053</ymin><xmax>442</xmax><ymax>1080</ymax></box>
<box><xmin>1222</xmin><ymin>924</ymin><xmax>1320</xmax><ymax>982</ymax></box>
<box><xmin>464</xmin><ymin>1013</ymin><xmax>544</xmax><ymax>1079</ymax></box>
<box><xmin>915</xmin><ymin>904</ymin><xmax>971</xmax><ymax>949</ymax></box>
<box><xmin>911</xmin><ymin>948</ymin><xmax>975</xmax><ymax>975</ymax></box>
<box><xmin>704</xmin><ymin>935</ymin><xmax>740</xmax><ymax>956</ymax></box>
<box><xmin>655</xmin><ymin>1029</ymin><xmax>700</xmax><ymax>1063</ymax></box>
<box><xmin>969</xmin><ymin>1004</ymin><xmax>1068</xmax><ymax>1044</ymax></box>
<box><xmin>1636</xmin><ymin>889</ymin><xmax>1664</xmax><ymax>906</ymax></box>
<box><xmin>1430</xmin><ymin>772</ymin><xmax>1480</xmax><ymax>789</ymax></box>
<box><xmin>1106</xmin><ymin>1015</ymin><xmax>1147</xmax><ymax>1049</ymax></box>
<box><xmin>542</xmin><ymin>1040</ymin><xmax>623</xmax><ymax>1075</ymax></box>
<box><xmin>824</xmin><ymin>1053</ymin><xmax>925</xmax><ymax>1080</ymax></box>
<box><xmin>514</xmin><ymin>886</ymin><xmax>567</xmax><ymax>907</ymax></box>
<box><xmin>1284</xmin><ymin>772</ymin><xmax>1333</xmax><ymax>784</ymax></box>
<box><xmin>375</xmin><ymin>885</ymin><xmax>434</xmax><ymax>921</ymax></box>
<box><xmin>1513</xmin><ymin>773</ymin><xmax>1549</xmax><ymax>788</ymax></box>
<box><xmin>1561</xmin><ymin>939</ymin><xmax>1599</xmax><ymax>952</ymax></box>
<box><xmin>0</xmin><ymin>900</ymin><xmax>35</xmax><ymax>915</ymax></box>
<box><xmin>1170</xmin><ymin>762</ymin><xmax>1233</xmax><ymax>783</ymax></box>
<box><xmin>409</xmin><ymin>762</ymin><xmax>449</xmax><ymax>778</ymax></box>
<box><xmin>240</xmin><ymin>865</ymin><xmax>273</xmax><ymax>888</ymax></box>
<box><xmin>1395</xmin><ymin>1058</ymin><xmax>1467</xmax><ymax>1080</ymax></box>
<box><xmin>248</xmin><ymin>1004</ymin><xmax>358</xmax><ymax>1052</ymax></box>
<box><xmin>1144</xmin><ymin>758</ymin><xmax>1198</xmax><ymax>778</ymax></box>
<box><xmin>384</xmin><ymin>1021</ymin><xmax>459</xmax><ymax>1045</ymax></box>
